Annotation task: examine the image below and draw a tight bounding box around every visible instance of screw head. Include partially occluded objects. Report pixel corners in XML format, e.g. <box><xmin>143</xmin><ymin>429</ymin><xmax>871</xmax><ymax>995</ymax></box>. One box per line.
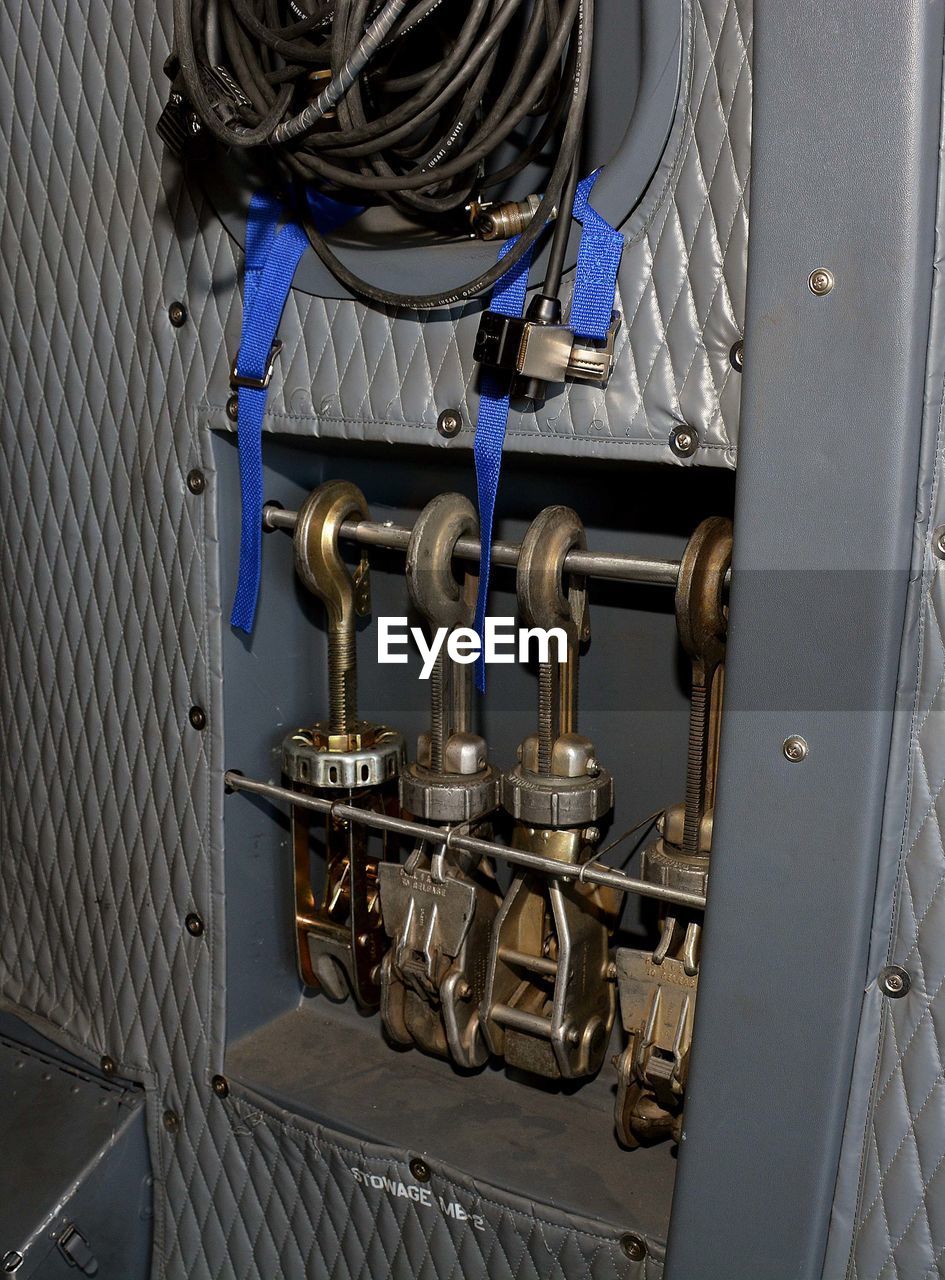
<box><xmin>409</xmin><ymin>1157</ymin><xmax>431</xmax><ymax>1182</ymax></box>
<box><xmin>163</xmin><ymin>1109</ymin><xmax>180</xmax><ymax>1133</ymax></box>
<box><xmin>809</xmin><ymin>268</ymin><xmax>834</xmax><ymax>296</ymax></box>
<box><xmin>730</xmin><ymin>339</ymin><xmax>745</xmax><ymax>371</ymax></box>
<box><xmin>620</xmin><ymin>1233</ymin><xmax>648</xmax><ymax>1262</ymax></box>
<box><xmin>2</xmin><ymin>1253</ymin><xmax>23</xmax><ymax>1273</ymax></box>
<box><xmin>168</xmin><ymin>301</ymin><xmax>187</xmax><ymax>327</ymax></box>
<box><xmin>185</xmin><ymin>912</ymin><xmax>205</xmax><ymax>937</ymax></box>
<box><xmin>226</xmin><ymin>394</ymin><xmax>239</xmax><ymax>423</ymax></box>
<box><xmin>933</xmin><ymin>526</ymin><xmax>945</xmax><ymax>560</ymax></box>
<box><xmin>188</xmin><ymin>705</ymin><xmax>207</xmax><ymax>731</ymax></box>
<box><xmin>211</xmin><ymin>1074</ymin><xmax>229</xmax><ymax>1098</ymax></box>
<box><xmin>879</xmin><ymin>965</ymin><xmax>911</xmax><ymax>998</ymax></box>
<box><xmin>669</xmin><ymin>426</ymin><xmax>699</xmax><ymax>459</ymax></box>
<box><xmin>783</xmin><ymin>735</ymin><xmax>808</xmax><ymax>763</ymax></box>
<box><xmin>436</xmin><ymin>408</ymin><xmax>463</xmax><ymax>438</ymax></box>
<box><xmin>186</xmin><ymin>469</ymin><xmax>206</xmax><ymax>495</ymax></box>
<box><xmin>100</xmin><ymin>1055</ymin><xmax>116</xmax><ymax>1076</ymax></box>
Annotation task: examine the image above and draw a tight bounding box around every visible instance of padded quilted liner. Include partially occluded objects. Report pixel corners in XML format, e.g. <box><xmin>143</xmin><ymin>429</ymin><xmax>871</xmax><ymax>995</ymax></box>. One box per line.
<box><xmin>821</xmin><ymin>47</ymin><xmax>945</xmax><ymax>1280</ymax></box>
<box><xmin>0</xmin><ymin>0</ymin><xmax>747</xmax><ymax>1274</ymax></box>
<box><xmin>202</xmin><ymin>0</ymin><xmax>752</xmax><ymax>466</ymax></box>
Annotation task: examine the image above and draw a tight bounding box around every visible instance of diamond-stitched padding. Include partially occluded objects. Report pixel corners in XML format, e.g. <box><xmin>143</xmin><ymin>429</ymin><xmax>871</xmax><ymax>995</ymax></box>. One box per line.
<box><xmin>0</xmin><ymin>0</ymin><xmax>747</xmax><ymax>1274</ymax></box>
<box><xmin>206</xmin><ymin>0</ymin><xmax>752</xmax><ymax>465</ymax></box>
<box><xmin>846</xmin><ymin>556</ymin><xmax>945</xmax><ymax>1280</ymax></box>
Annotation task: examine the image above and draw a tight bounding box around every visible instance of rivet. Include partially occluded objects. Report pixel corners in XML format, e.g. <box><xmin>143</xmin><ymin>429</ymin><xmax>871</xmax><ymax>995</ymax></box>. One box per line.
<box><xmin>163</xmin><ymin>1109</ymin><xmax>180</xmax><ymax>1133</ymax></box>
<box><xmin>620</xmin><ymin>1233</ymin><xmax>648</xmax><ymax>1262</ymax></box>
<box><xmin>669</xmin><ymin>426</ymin><xmax>699</xmax><ymax>459</ymax></box>
<box><xmin>933</xmin><ymin>526</ymin><xmax>945</xmax><ymax>560</ymax></box>
<box><xmin>879</xmin><ymin>965</ymin><xmax>911</xmax><ymax>998</ymax></box>
<box><xmin>730</xmin><ymin>340</ymin><xmax>745</xmax><ymax>372</ymax></box>
<box><xmin>226</xmin><ymin>394</ymin><xmax>239</xmax><ymax>423</ymax></box>
<box><xmin>2</xmin><ymin>1253</ymin><xmax>23</xmax><ymax>1273</ymax></box>
<box><xmin>168</xmin><ymin>301</ymin><xmax>187</xmax><ymax>327</ymax></box>
<box><xmin>809</xmin><ymin>268</ymin><xmax>834</xmax><ymax>296</ymax></box>
<box><xmin>188</xmin><ymin>706</ymin><xmax>207</xmax><ymax>731</ymax></box>
<box><xmin>100</xmin><ymin>1056</ymin><xmax>116</xmax><ymax>1076</ymax></box>
<box><xmin>185</xmin><ymin>913</ymin><xmax>205</xmax><ymax>937</ymax></box>
<box><xmin>436</xmin><ymin>408</ymin><xmax>463</xmax><ymax>438</ymax></box>
<box><xmin>211</xmin><ymin>1075</ymin><xmax>229</xmax><ymax>1098</ymax></box>
<box><xmin>409</xmin><ymin>1157</ymin><xmax>431</xmax><ymax>1182</ymax></box>
<box><xmin>783</xmin><ymin>735</ymin><xmax>808</xmax><ymax>762</ymax></box>
<box><xmin>186</xmin><ymin>469</ymin><xmax>206</xmax><ymax>495</ymax></box>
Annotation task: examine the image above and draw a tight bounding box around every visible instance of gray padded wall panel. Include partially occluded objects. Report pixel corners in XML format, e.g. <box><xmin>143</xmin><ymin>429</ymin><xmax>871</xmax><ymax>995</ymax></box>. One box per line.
<box><xmin>823</xmin><ymin>32</ymin><xmax>945</xmax><ymax>1280</ymax></box>
<box><xmin>203</xmin><ymin>0</ymin><xmax>752</xmax><ymax>466</ymax></box>
<box><xmin>0</xmin><ymin>0</ymin><xmax>749</xmax><ymax>1274</ymax></box>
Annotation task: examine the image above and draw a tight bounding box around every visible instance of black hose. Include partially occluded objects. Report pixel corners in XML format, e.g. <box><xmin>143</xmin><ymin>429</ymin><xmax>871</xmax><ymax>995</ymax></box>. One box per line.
<box><xmin>174</xmin><ymin>0</ymin><xmax>593</xmax><ymax>308</ymax></box>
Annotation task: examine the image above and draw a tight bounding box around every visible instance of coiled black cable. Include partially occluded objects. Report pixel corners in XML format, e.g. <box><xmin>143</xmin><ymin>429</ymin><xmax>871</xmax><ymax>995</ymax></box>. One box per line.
<box><xmin>173</xmin><ymin>0</ymin><xmax>593</xmax><ymax>307</ymax></box>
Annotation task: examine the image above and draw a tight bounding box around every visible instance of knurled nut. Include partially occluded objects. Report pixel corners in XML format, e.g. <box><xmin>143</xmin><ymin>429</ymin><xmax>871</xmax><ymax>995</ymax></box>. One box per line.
<box><xmin>500</xmin><ymin>765</ymin><xmax>614</xmax><ymax>827</ymax></box>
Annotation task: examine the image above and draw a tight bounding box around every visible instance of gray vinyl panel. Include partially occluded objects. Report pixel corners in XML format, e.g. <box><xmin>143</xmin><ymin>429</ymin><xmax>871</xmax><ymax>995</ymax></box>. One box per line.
<box><xmin>821</xmin><ymin>16</ymin><xmax>945</xmax><ymax>1280</ymax></box>
<box><xmin>201</xmin><ymin>0</ymin><xmax>752</xmax><ymax>466</ymax></box>
<box><xmin>663</xmin><ymin>2</ymin><xmax>944</xmax><ymax>1278</ymax></box>
<box><xmin>0</xmin><ymin>2</ymin><xmax>748</xmax><ymax>1279</ymax></box>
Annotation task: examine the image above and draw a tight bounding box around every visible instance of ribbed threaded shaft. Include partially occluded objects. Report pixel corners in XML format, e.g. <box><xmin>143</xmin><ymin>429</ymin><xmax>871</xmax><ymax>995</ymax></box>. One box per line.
<box><xmin>537</xmin><ymin>663</ymin><xmax>554</xmax><ymax>775</ymax></box>
<box><xmin>430</xmin><ymin>650</ymin><xmax>446</xmax><ymax>771</ymax></box>
<box><xmin>682</xmin><ymin>677</ymin><xmax>708</xmax><ymax>857</ymax></box>
<box><xmin>328</xmin><ymin>629</ymin><xmax>357</xmax><ymax>732</ymax></box>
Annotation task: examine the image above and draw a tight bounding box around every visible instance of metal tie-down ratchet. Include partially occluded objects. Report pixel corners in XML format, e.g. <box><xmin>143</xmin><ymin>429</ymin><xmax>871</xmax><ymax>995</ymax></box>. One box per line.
<box><xmin>614</xmin><ymin>516</ymin><xmax>732</xmax><ymax>1146</ymax></box>
<box><xmin>481</xmin><ymin>506</ymin><xmax>620</xmax><ymax>1080</ymax></box>
<box><xmin>379</xmin><ymin>494</ymin><xmax>501</xmax><ymax>1067</ymax></box>
<box><xmin>281</xmin><ymin>480</ymin><xmax>405</xmax><ymax>1009</ymax></box>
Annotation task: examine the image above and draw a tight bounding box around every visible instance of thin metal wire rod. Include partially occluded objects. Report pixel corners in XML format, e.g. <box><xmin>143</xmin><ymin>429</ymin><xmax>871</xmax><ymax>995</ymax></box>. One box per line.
<box><xmin>225</xmin><ymin>770</ymin><xmax>708</xmax><ymax>910</ymax></box>
<box><xmin>263</xmin><ymin>503</ymin><xmax>693</xmax><ymax>588</ymax></box>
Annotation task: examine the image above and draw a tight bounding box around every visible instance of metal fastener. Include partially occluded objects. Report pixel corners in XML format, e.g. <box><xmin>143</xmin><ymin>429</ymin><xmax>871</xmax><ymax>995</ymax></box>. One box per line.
<box><xmin>168</xmin><ymin>301</ymin><xmax>187</xmax><ymax>327</ymax></box>
<box><xmin>669</xmin><ymin>426</ymin><xmax>699</xmax><ymax>459</ymax></box>
<box><xmin>879</xmin><ymin>965</ymin><xmax>911</xmax><ymax>998</ymax></box>
<box><xmin>211</xmin><ymin>1075</ymin><xmax>229</xmax><ymax>1098</ymax></box>
<box><xmin>2</xmin><ymin>1253</ymin><xmax>23</xmax><ymax>1273</ymax></box>
<box><xmin>188</xmin><ymin>706</ymin><xmax>207</xmax><ymax>731</ymax></box>
<box><xmin>185</xmin><ymin>913</ymin><xmax>205</xmax><ymax>937</ymax></box>
<box><xmin>620</xmin><ymin>1233</ymin><xmax>648</xmax><ymax>1262</ymax></box>
<box><xmin>436</xmin><ymin>408</ymin><xmax>463</xmax><ymax>438</ymax></box>
<box><xmin>783</xmin><ymin>735</ymin><xmax>808</xmax><ymax>763</ymax></box>
<box><xmin>808</xmin><ymin>268</ymin><xmax>834</xmax><ymax>296</ymax></box>
<box><xmin>226</xmin><ymin>395</ymin><xmax>239</xmax><ymax>423</ymax></box>
<box><xmin>730</xmin><ymin>340</ymin><xmax>745</xmax><ymax>372</ymax></box>
<box><xmin>409</xmin><ymin>1157</ymin><xmax>431</xmax><ymax>1182</ymax></box>
<box><xmin>163</xmin><ymin>1110</ymin><xmax>180</xmax><ymax>1133</ymax></box>
<box><xmin>186</xmin><ymin>469</ymin><xmax>206</xmax><ymax>495</ymax></box>
<box><xmin>933</xmin><ymin>526</ymin><xmax>945</xmax><ymax>560</ymax></box>
<box><xmin>100</xmin><ymin>1056</ymin><xmax>116</xmax><ymax>1076</ymax></box>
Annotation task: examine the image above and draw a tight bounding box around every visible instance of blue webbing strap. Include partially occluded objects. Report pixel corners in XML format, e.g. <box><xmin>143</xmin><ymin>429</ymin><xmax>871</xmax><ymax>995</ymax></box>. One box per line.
<box><xmin>472</xmin><ymin>237</ymin><xmax>536</xmax><ymax>691</ymax></box>
<box><xmin>569</xmin><ymin>168</ymin><xmax>624</xmax><ymax>340</ymax></box>
<box><xmin>230</xmin><ymin>190</ymin><xmax>362</xmax><ymax>633</ymax></box>
<box><xmin>471</xmin><ymin>170</ymin><xmax>623</xmax><ymax>689</ymax></box>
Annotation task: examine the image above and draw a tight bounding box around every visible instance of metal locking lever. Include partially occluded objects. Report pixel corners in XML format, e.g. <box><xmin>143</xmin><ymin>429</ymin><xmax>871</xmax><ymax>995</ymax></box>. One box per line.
<box><xmin>379</xmin><ymin>494</ymin><xmax>500</xmax><ymax>1067</ymax></box>
<box><xmin>482</xmin><ymin>507</ymin><xmax>619</xmax><ymax>1080</ymax></box>
<box><xmin>281</xmin><ymin>480</ymin><xmax>405</xmax><ymax>1009</ymax></box>
<box><xmin>614</xmin><ymin>516</ymin><xmax>732</xmax><ymax>1146</ymax></box>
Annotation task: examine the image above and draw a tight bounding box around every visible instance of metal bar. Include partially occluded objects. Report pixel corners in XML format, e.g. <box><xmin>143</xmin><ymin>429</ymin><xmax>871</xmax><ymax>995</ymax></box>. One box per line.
<box><xmin>489</xmin><ymin>1004</ymin><xmax>554</xmax><ymax>1040</ymax></box>
<box><xmin>224</xmin><ymin>771</ymin><xmax>708</xmax><ymax>910</ymax></box>
<box><xmin>264</xmin><ymin>503</ymin><xmax>686</xmax><ymax>588</ymax></box>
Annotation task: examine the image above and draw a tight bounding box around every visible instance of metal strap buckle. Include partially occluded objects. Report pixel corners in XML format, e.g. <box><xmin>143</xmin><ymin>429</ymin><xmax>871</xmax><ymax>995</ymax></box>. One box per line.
<box><xmin>230</xmin><ymin>338</ymin><xmax>283</xmax><ymax>391</ymax></box>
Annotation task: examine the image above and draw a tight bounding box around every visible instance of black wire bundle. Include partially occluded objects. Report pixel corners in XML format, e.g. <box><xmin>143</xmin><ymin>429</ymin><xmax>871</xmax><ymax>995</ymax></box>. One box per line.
<box><xmin>174</xmin><ymin>0</ymin><xmax>593</xmax><ymax>307</ymax></box>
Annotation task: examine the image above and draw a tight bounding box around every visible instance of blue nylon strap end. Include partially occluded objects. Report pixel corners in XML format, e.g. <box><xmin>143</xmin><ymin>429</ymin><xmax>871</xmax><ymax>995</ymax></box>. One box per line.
<box><xmin>472</xmin><ymin>239</ymin><xmax>535</xmax><ymax>692</ymax></box>
<box><xmin>230</xmin><ymin>202</ymin><xmax>309</xmax><ymax>633</ymax></box>
<box><xmin>569</xmin><ymin>168</ymin><xmax>624</xmax><ymax>341</ymax></box>
<box><xmin>230</xmin><ymin>190</ymin><xmax>362</xmax><ymax>634</ymax></box>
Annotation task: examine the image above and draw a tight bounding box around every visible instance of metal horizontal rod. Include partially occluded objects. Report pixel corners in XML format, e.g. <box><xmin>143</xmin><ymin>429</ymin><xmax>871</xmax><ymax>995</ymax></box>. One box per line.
<box><xmin>263</xmin><ymin>503</ymin><xmax>687</xmax><ymax>588</ymax></box>
<box><xmin>225</xmin><ymin>770</ymin><xmax>708</xmax><ymax>911</ymax></box>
